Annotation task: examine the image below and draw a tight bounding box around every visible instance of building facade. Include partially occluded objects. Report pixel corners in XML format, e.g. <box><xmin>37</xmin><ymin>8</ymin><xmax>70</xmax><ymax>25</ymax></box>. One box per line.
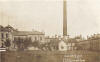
<box><xmin>0</xmin><ymin>25</ymin><xmax>45</xmax><ymax>50</ymax></box>
<box><xmin>77</xmin><ymin>34</ymin><xmax>100</xmax><ymax>51</ymax></box>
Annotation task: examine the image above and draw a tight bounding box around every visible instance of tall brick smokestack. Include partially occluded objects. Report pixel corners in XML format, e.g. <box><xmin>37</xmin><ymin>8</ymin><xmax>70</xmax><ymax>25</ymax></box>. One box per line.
<box><xmin>63</xmin><ymin>0</ymin><xmax>67</xmax><ymax>36</ymax></box>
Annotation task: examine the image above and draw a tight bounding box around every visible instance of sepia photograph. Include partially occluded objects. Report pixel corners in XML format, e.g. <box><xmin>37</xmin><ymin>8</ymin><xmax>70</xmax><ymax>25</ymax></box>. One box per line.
<box><xmin>0</xmin><ymin>0</ymin><xmax>100</xmax><ymax>62</ymax></box>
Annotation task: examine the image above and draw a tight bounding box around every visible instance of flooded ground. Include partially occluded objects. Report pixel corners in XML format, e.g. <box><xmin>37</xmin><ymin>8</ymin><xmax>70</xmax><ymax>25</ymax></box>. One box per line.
<box><xmin>0</xmin><ymin>50</ymin><xmax>100</xmax><ymax>62</ymax></box>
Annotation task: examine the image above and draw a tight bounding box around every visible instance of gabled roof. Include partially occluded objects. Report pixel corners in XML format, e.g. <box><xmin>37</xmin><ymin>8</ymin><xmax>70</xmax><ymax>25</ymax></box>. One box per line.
<box><xmin>13</xmin><ymin>31</ymin><xmax>44</xmax><ymax>36</ymax></box>
<box><xmin>0</xmin><ymin>25</ymin><xmax>15</xmax><ymax>32</ymax></box>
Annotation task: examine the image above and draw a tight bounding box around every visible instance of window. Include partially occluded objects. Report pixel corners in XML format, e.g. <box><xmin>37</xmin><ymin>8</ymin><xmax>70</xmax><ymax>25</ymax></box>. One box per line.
<box><xmin>1</xmin><ymin>33</ymin><xmax>4</xmax><ymax>39</ymax></box>
<box><xmin>6</xmin><ymin>33</ymin><xmax>8</xmax><ymax>38</ymax></box>
<box><xmin>35</xmin><ymin>37</ymin><xmax>37</xmax><ymax>40</ymax></box>
<box><xmin>40</xmin><ymin>37</ymin><xmax>42</xmax><ymax>41</ymax></box>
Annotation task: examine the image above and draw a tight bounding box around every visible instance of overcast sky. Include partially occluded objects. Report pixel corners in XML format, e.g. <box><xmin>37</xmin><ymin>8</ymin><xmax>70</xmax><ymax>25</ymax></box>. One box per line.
<box><xmin>0</xmin><ymin>0</ymin><xmax>100</xmax><ymax>37</ymax></box>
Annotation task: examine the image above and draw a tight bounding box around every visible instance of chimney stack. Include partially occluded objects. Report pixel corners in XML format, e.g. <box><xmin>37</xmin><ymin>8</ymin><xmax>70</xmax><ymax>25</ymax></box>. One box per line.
<box><xmin>63</xmin><ymin>0</ymin><xmax>68</xmax><ymax>38</ymax></box>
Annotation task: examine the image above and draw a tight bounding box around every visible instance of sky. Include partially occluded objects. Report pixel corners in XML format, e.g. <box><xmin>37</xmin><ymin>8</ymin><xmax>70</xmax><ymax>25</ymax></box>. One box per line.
<box><xmin>0</xmin><ymin>0</ymin><xmax>100</xmax><ymax>37</ymax></box>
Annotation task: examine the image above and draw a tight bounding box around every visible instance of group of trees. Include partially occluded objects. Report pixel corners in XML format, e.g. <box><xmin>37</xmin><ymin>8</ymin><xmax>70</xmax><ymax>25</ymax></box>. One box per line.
<box><xmin>0</xmin><ymin>38</ymin><xmax>11</xmax><ymax>50</ymax></box>
<box><xmin>14</xmin><ymin>37</ymin><xmax>41</xmax><ymax>51</ymax></box>
<box><xmin>3</xmin><ymin>37</ymin><xmax>60</xmax><ymax>51</ymax></box>
<box><xmin>5</xmin><ymin>39</ymin><xmax>11</xmax><ymax>47</ymax></box>
<box><xmin>2</xmin><ymin>37</ymin><xmax>44</xmax><ymax>51</ymax></box>
<box><xmin>14</xmin><ymin>37</ymin><xmax>31</xmax><ymax>51</ymax></box>
<box><xmin>13</xmin><ymin>37</ymin><xmax>60</xmax><ymax>51</ymax></box>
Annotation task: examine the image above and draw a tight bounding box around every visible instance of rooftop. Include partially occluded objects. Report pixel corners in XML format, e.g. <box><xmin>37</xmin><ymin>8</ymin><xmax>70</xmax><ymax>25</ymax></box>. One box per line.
<box><xmin>13</xmin><ymin>31</ymin><xmax>44</xmax><ymax>36</ymax></box>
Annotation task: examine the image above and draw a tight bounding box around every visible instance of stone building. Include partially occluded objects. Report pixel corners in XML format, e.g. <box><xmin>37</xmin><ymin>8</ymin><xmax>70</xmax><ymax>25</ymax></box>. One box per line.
<box><xmin>13</xmin><ymin>30</ymin><xmax>45</xmax><ymax>50</ymax></box>
<box><xmin>77</xmin><ymin>40</ymin><xmax>91</xmax><ymax>50</ymax></box>
<box><xmin>88</xmin><ymin>34</ymin><xmax>100</xmax><ymax>51</ymax></box>
<box><xmin>13</xmin><ymin>31</ymin><xmax>45</xmax><ymax>43</ymax></box>
<box><xmin>0</xmin><ymin>25</ymin><xmax>45</xmax><ymax>50</ymax></box>
<box><xmin>77</xmin><ymin>34</ymin><xmax>100</xmax><ymax>51</ymax></box>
